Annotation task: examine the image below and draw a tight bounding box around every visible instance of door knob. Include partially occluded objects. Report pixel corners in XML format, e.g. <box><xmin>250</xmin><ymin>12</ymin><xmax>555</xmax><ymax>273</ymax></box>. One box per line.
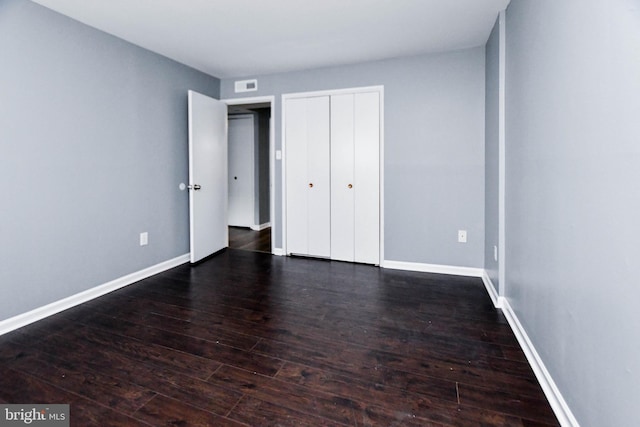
<box><xmin>188</xmin><ymin>184</ymin><xmax>202</xmax><ymax>190</ymax></box>
<box><xmin>348</xmin><ymin>184</ymin><xmax>353</xmax><ymax>189</ymax></box>
<box><xmin>309</xmin><ymin>183</ymin><xmax>313</xmax><ymax>188</ymax></box>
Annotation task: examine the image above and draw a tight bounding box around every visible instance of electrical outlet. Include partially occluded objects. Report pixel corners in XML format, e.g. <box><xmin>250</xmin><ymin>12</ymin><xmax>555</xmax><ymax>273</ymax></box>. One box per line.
<box><xmin>140</xmin><ymin>232</ymin><xmax>148</xmax><ymax>246</ymax></box>
<box><xmin>458</xmin><ymin>230</ymin><xmax>467</xmax><ymax>243</ymax></box>
<box><xmin>494</xmin><ymin>245</ymin><xmax>498</xmax><ymax>261</ymax></box>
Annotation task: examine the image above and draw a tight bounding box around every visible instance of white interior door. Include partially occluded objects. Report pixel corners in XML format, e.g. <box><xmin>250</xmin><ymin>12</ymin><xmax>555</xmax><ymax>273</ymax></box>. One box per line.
<box><xmin>188</xmin><ymin>90</ymin><xmax>228</xmax><ymax>263</ymax></box>
<box><xmin>228</xmin><ymin>115</ymin><xmax>254</xmax><ymax>228</ymax></box>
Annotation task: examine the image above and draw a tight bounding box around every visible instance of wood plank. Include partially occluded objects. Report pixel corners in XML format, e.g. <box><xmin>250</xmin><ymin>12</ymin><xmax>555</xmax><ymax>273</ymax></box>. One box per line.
<box><xmin>210</xmin><ymin>365</ymin><xmax>358</xmax><ymax>425</ymax></box>
<box><xmin>83</xmin><ymin>313</ymin><xmax>282</xmax><ymax>377</ymax></box>
<box><xmin>457</xmin><ymin>382</ymin><xmax>559</xmax><ymax>425</ymax></box>
<box><xmin>228</xmin><ymin>396</ymin><xmax>346</xmax><ymax>427</ymax></box>
<box><xmin>0</xmin><ymin>366</ymin><xmax>151</xmax><ymax>426</ymax></box>
<box><xmin>228</xmin><ymin>226</ymin><xmax>271</xmax><ymax>253</ymax></box>
<box><xmin>4</xmin><ymin>347</ymin><xmax>156</xmax><ymax>414</ymax></box>
<box><xmin>252</xmin><ymin>337</ymin><xmax>544</xmax><ymax>399</ymax></box>
<box><xmin>133</xmin><ymin>395</ymin><xmax>247</xmax><ymax>427</ymax></box>
<box><xmin>36</xmin><ymin>331</ymin><xmax>242</xmax><ymax>416</ymax></box>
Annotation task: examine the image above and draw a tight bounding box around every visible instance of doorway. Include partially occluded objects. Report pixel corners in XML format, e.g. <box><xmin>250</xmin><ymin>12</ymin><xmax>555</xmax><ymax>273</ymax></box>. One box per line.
<box><xmin>224</xmin><ymin>97</ymin><xmax>274</xmax><ymax>254</ymax></box>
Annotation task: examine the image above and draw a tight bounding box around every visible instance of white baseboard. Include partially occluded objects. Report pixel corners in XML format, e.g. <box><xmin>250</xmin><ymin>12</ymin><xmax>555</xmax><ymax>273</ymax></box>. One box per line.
<box><xmin>501</xmin><ymin>299</ymin><xmax>579</xmax><ymax>427</ymax></box>
<box><xmin>481</xmin><ymin>270</ymin><xmax>502</xmax><ymax>308</ymax></box>
<box><xmin>382</xmin><ymin>260</ymin><xmax>483</xmax><ymax>277</ymax></box>
<box><xmin>251</xmin><ymin>222</ymin><xmax>271</xmax><ymax>231</ymax></box>
<box><xmin>272</xmin><ymin>248</ymin><xmax>284</xmax><ymax>256</ymax></box>
<box><xmin>0</xmin><ymin>254</ymin><xmax>190</xmax><ymax>336</ymax></box>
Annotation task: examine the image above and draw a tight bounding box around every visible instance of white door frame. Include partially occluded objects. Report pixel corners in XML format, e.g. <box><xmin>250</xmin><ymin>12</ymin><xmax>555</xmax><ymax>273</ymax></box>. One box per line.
<box><xmin>222</xmin><ymin>96</ymin><xmax>276</xmax><ymax>255</ymax></box>
<box><xmin>281</xmin><ymin>86</ymin><xmax>385</xmax><ymax>264</ymax></box>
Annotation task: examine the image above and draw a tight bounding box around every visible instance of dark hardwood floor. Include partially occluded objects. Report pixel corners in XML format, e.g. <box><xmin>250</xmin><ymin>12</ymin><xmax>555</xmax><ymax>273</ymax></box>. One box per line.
<box><xmin>229</xmin><ymin>227</ymin><xmax>271</xmax><ymax>253</ymax></box>
<box><xmin>0</xmin><ymin>250</ymin><xmax>559</xmax><ymax>426</ymax></box>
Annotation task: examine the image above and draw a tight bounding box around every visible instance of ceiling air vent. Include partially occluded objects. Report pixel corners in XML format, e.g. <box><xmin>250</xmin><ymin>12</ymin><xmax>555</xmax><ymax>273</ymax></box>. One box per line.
<box><xmin>234</xmin><ymin>79</ymin><xmax>258</xmax><ymax>93</ymax></box>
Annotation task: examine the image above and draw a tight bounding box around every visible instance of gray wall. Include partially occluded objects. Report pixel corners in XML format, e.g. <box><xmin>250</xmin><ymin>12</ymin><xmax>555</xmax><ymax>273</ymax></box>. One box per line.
<box><xmin>0</xmin><ymin>0</ymin><xmax>219</xmax><ymax>321</ymax></box>
<box><xmin>484</xmin><ymin>18</ymin><xmax>500</xmax><ymax>290</ymax></box>
<box><xmin>255</xmin><ymin>109</ymin><xmax>271</xmax><ymax>226</ymax></box>
<box><xmin>505</xmin><ymin>0</ymin><xmax>640</xmax><ymax>425</ymax></box>
<box><xmin>222</xmin><ymin>50</ymin><xmax>486</xmax><ymax>267</ymax></box>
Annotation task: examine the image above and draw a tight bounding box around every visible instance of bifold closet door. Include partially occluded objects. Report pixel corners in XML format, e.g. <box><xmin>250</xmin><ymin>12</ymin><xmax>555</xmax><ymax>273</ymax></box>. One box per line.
<box><xmin>330</xmin><ymin>95</ymin><xmax>355</xmax><ymax>262</ymax></box>
<box><xmin>354</xmin><ymin>92</ymin><xmax>380</xmax><ymax>264</ymax></box>
<box><xmin>285</xmin><ymin>96</ymin><xmax>331</xmax><ymax>257</ymax></box>
<box><xmin>330</xmin><ymin>92</ymin><xmax>380</xmax><ymax>264</ymax></box>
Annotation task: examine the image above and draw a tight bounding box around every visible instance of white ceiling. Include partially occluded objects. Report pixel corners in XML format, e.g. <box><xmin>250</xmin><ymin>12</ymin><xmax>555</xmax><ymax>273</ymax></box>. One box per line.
<box><xmin>31</xmin><ymin>0</ymin><xmax>510</xmax><ymax>79</ymax></box>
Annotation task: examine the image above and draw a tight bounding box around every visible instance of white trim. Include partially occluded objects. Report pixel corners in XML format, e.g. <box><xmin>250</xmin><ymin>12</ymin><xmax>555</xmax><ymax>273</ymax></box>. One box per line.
<box><xmin>269</xmin><ymin>105</ymin><xmax>276</xmax><ymax>255</ymax></box>
<box><xmin>482</xmin><ymin>264</ymin><xmax>577</xmax><ymax>425</ymax></box>
<box><xmin>222</xmin><ymin>96</ymin><xmax>277</xmax><ymax>255</ymax></box>
<box><xmin>280</xmin><ymin>95</ymin><xmax>288</xmax><ymax>255</ymax></box>
<box><xmin>481</xmin><ymin>270</ymin><xmax>503</xmax><ymax>308</ymax></box>
<box><xmin>0</xmin><ymin>254</ymin><xmax>190</xmax><ymax>336</ymax></box>
<box><xmin>222</xmin><ymin>96</ymin><xmax>275</xmax><ymax>107</ymax></box>
<box><xmin>251</xmin><ymin>222</ymin><xmax>271</xmax><ymax>231</ymax></box>
<box><xmin>382</xmin><ymin>260</ymin><xmax>483</xmax><ymax>277</ymax></box>
<box><xmin>498</xmin><ymin>9</ymin><xmax>507</xmax><ymax>297</ymax></box>
<box><xmin>501</xmin><ymin>299</ymin><xmax>580</xmax><ymax>427</ymax></box>
<box><xmin>281</xmin><ymin>85</ymin><xmax>385</xmax><ymax>261</ymax></box>
<box><xmin>378</xmin><ymin>89</ymin><xmax>385</xmax><ymax>264</ymax></box>
<box><xmin>272</xmin><ymin>248</ymin><xmax>285</xmax><ymax>256</ymax></box>
<box><xmin>282</xmin><ymin>85</ymin><xmax>385</xmax><ymax>100</ymax></box>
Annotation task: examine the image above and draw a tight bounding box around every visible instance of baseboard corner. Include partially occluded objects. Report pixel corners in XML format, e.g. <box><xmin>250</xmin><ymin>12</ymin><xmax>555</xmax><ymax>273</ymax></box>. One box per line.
<box><xmin>251</xmin><ymin>222</ymin><xmax>271</xmax><ymax>231</ymax></box>
<box><xmin>481</xmin><ymin>270</ymin><xmax>501</xmax><ymax>308</ymax></box>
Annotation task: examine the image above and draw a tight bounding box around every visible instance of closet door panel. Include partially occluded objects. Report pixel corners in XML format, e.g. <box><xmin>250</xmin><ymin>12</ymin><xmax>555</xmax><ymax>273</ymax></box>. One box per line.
<box><xmin>354</xmin><ymin>92</ymin><xmax>380</xmax><ymax>264</ymax></box>
<box><xmin>285</xmin><ymin>98</ymin><xmax>309</xmax><ymax>255</ymax></box>
<box><xmin>330</xmin><ymin>94</ymin><xmax>355</xmax><ymax>262</ymax></box>
<box><xmin>305</xmin><ymin>96</ymin><xmax>331</xmax><ymax>257</ymax></box>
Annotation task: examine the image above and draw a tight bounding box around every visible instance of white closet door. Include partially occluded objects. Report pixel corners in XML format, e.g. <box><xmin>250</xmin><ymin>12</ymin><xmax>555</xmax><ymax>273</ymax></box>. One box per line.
<box><xmin>285</xmin><ymin>96</ymin><xmax>331</xmax><ymax>257</ymax></box>
<box><xmin>330</xmin><ymin>94</ymin><xmax>355</xmax><ymax>262</ymax></box>
<box><xmin>228</xmin><ymin>115</ymin><xmax>254</xmax><ymax>227</ymax></box>
<box><xmin>354</xmin><ymin>92</ymin><xmax>380</xmax><ymax>264</ymax></box>
<box><xmin>285</xmin><ymin>90</ymin><xmax>379</xmax><ymax>263</ymax></box>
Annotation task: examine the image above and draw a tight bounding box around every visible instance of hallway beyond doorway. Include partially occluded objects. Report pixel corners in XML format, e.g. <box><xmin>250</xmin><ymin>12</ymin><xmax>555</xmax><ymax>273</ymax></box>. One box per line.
<box><xmin>228</xmin><ymin>226</ymin><xmax>271</xmax><ymax>253</ymax></box>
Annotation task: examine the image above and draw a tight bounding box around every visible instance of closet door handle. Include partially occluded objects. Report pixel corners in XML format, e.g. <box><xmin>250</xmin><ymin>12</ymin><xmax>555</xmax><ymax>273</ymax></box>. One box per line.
<box><xmin>309</xmin><ymin>183</ymin><xmax>314</xmax><ymax>188</ymax></box>
<box><xmin>348</xmin><ymin>184</ymin><xmax>353</xmax><ymax>189</ymax></box>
